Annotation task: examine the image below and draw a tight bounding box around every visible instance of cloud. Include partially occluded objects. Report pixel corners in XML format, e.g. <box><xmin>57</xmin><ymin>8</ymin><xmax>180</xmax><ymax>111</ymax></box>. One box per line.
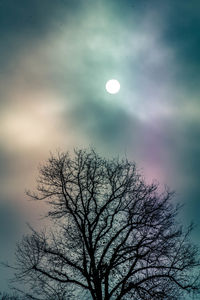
<box><xmin>0</xmin><ymin>0</ymin><xmax>200</xmax><ymax>293</ymax></box>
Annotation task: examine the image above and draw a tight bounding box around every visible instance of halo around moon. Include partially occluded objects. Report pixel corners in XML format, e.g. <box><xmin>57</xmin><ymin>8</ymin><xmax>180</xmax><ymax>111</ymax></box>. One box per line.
<box><xmin>106</xmin><ymin>79</ymin><xmax>120</xmax><ymax>94</ymax></box>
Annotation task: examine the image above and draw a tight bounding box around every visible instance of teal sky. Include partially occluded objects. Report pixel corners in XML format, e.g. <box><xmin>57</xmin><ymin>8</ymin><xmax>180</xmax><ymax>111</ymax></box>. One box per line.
<box><xmin>0</xmin><ymin>1</ymin><xmax>200</xmax><ymax>297</ymax></box>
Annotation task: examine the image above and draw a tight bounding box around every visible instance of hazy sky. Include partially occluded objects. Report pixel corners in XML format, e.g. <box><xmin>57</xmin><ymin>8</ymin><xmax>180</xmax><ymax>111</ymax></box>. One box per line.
<box><xmin>0</xmin><ymin>0</ymin><xmax>200</xmax><ymax>295</ymax></box>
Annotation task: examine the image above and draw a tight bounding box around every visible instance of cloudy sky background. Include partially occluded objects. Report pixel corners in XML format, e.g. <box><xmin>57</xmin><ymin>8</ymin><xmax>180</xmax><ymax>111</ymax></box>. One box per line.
<box><xmin>0</xmin><ymin>0</ymin><xmax>200</xmax><ymax>295</ymax></box>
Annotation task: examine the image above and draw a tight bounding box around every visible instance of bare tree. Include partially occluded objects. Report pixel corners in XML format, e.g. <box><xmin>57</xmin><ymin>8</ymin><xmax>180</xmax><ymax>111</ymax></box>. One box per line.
<box><xmin>14</xmin><ymin>149</ymin><xmax>200</xmax><ymax>299</ymax></box>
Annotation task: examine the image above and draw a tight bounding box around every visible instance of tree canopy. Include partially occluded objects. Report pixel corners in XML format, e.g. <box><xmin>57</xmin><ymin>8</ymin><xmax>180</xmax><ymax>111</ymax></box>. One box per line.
<box><xmin>14</xmin><ymin>149</ymin><xmax>200</xmax><ymax>300</ymax></box>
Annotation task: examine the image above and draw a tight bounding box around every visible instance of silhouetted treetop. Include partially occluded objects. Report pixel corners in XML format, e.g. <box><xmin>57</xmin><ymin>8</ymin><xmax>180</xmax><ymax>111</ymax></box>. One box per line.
<box><xmin>14</xmin><ymin>149</ymin><xmax>200</xmax><ymax>300</ymax></box>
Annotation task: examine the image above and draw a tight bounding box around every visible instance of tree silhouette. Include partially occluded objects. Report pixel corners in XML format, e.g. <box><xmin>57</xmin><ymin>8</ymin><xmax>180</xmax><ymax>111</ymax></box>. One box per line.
<box><xmin>14</xmin><ymin>149</ymin><xmax>200</xmax><ymax>299</ymax></box>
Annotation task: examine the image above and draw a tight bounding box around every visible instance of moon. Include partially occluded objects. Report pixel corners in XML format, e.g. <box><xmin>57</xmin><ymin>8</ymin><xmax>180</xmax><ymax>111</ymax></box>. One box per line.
<box><xmin>106</xmin><ymin>79</ymin><xmax>120</xmax><ymax>94</ymax></box>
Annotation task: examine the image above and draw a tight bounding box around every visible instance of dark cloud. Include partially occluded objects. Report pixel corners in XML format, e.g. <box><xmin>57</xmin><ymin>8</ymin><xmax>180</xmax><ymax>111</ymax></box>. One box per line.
<box><xmin>0</xmin><ymin>200</ymin><xmax>21</xmax><ymax>242</ymax></box>
<box><xmin>0</xmin><ymin>0</ymin><xmax>83</xmax><ymax>36</ymax></box>
<box><xmin>0</xmin><ymin>0</ymin><xmax>84</xmax><ymax>73</ymax></box>
<box><xmin>0</xmin><ymin>199</ymin><xmax>23</xmax><ymax>292</ymax></box>
<box><xmin>67</xmin><ymin>97</ymin><xmax>140</xmax><ymax>150</ymax></box>
<box><xmin>162</xmin><ymin>1</ymin><xmax>200</xmax><ymax>60</ymax></box>
<box><xmin>158</xmin><ymin>1</ymin><xmax>200</xmax><ymax>89</ymax></box>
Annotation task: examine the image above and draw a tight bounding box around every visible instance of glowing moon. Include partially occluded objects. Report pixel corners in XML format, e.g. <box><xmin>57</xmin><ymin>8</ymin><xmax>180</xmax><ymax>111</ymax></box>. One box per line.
<box><xmin>106</xmin><ymin>79</ymin><xmax>120</xmax><ymax>94</ymax></box>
